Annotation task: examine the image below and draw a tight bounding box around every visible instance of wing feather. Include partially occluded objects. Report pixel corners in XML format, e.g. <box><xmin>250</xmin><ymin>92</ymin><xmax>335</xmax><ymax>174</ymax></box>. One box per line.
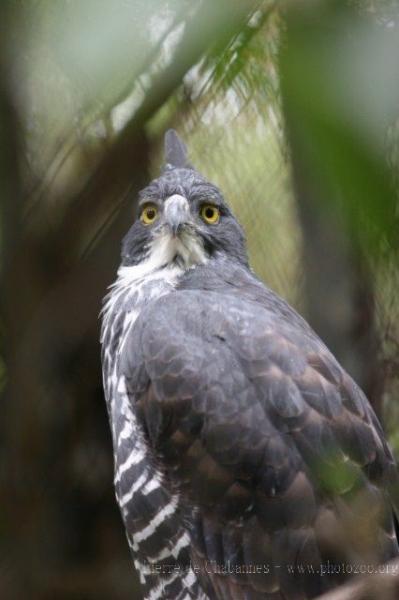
<box><xmin>122</xmin><ymin>287</ymin><xmax>398</xmax><ymax>599</ymax></box>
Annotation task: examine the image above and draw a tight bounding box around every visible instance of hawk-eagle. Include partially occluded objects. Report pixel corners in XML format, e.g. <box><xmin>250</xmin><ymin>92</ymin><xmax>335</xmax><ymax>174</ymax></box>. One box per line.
<box><xmin>101</xmin><ymin>130</ymin><xmax>399</xmax><ymax>599</ymax></box>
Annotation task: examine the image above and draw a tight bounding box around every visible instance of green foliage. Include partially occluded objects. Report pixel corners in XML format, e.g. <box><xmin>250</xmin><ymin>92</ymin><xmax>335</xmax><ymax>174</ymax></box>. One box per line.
<box><xmin>314</xmin><ymin>454</ymin><xmax>360</xmax><ymax>496</ymax></box>
<box><xmin>280</xmin><ymin>0</ymin><xmax>399</xmax><ymax>257</ymax></box>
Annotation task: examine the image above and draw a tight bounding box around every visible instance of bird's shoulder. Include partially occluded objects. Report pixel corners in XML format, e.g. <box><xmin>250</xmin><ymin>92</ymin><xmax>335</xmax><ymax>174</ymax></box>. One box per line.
<box><xmin>132</xmin><ymin>257</ymin><xmax>318</xmax><ymax>353</ymax></box>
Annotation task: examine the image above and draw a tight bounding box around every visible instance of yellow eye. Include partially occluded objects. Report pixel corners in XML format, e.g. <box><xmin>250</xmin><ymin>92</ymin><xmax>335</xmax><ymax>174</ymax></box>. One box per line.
<box><xmin>140</xmin><ymin>204</ymin><xmax>158</xmax><ymax>225</ymax></box>
<box><xmin>200</xmin><ymin>204</ymin><xmax>220</xmax><ymax>224</ymax></box>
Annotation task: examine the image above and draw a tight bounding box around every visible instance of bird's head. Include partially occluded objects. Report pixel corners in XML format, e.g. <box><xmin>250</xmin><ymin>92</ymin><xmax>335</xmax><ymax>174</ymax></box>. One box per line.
<box><xmin>121</xmin><ymin>130</ymin><xmax>248</xmax><ymax>270</ymax></box>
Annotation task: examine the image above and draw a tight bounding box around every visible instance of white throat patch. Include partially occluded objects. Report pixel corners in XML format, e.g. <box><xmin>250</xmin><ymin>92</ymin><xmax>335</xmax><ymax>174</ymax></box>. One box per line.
<box><xmin>101</xmin><ymin>224</ymin><xmax>208</xmax><ymax>348</ymax></box>
<box><xmin>147</xmin><ymin>227</ymin><xmax>208</xmax><ymax>271</ymax></box>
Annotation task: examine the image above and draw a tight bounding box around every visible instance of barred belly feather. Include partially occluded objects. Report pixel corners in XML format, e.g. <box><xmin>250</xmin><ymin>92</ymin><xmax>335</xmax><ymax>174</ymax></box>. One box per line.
<box><xmin>101</xmin><ymin>262</ymin><xmax>208</xmax><ymax>600</ymax></box>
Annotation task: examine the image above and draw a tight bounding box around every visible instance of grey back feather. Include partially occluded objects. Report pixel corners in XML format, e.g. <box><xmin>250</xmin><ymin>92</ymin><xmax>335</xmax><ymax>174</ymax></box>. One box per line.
<box><xmin>164</xmin><ymin>129</ymin><xmax>192</xmax><ymax>169</ymax></box>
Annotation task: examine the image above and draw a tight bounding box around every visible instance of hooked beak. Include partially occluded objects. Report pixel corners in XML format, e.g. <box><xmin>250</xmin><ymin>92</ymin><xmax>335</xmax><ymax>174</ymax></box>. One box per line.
<box><xmin>163</xmin><ymin>194</ymin><xmax>190</xmax><ymax>236</ymax></box>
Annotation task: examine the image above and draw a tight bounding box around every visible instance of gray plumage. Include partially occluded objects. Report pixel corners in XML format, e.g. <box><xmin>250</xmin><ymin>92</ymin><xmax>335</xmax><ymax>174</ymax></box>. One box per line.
<box><xmin>164</xmin><ymin>128</ymin><xmax>191</xmax><ymax>169</ymax></box>
<box><xmin>101</xmin><ymin>131</ymin><xmax>399</xmax><ymax>600</ymax></box>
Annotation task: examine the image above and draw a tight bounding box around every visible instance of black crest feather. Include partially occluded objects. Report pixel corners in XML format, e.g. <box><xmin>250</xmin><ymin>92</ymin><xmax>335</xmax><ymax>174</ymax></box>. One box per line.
<box><xmin>164</xmin><ymin>129</ymin><xmax>191</xmax><ymax>169</ymax></box>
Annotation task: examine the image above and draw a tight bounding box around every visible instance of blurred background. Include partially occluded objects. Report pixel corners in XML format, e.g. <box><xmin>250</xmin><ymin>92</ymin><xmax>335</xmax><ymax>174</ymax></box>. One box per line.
<box><xmin>1</xmin><ymin>0</ymin><xmax>398</xmax><ymax>598</ymax></box>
